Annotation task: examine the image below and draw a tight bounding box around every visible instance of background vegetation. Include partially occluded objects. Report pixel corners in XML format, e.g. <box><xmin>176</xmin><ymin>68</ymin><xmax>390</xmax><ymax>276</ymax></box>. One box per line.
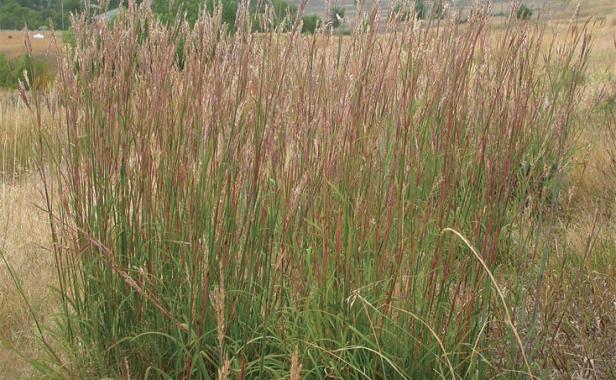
<box><xmin>0</xmin><ymin>53</ymin><xmax>51</xmax><ymax>89</ymax></box>
<box><xmin>0</xmin><ymin>0</ymin><xmax>321</xmax><ymax>32</ymax></box>
<box><xmin>0</xmin><ymin>0</ymin><xmax>82</xmax><ymax>30</ymax></box>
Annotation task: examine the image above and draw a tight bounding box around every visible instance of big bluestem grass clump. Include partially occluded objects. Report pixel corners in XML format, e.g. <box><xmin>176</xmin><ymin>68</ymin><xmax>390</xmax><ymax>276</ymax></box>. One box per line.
<box><xmin>30</xmin><ymin>1</ymin><xmax>591</xmax><ymax>378</ymax></box>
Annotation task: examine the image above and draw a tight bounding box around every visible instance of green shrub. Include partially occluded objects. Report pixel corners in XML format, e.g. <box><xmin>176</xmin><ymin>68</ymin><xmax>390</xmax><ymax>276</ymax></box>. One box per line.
<box><xmin>0</xmin><ymin>54</ymin><xmax>52</xmax><ymax>90</ymax></box>
<box><xmin>516</xmin><ymin>4</ymin><xmax>533</xmax><ymax>20</ymax></box>
<box><xmin>62</xmin><ymin>28</ymin><xmax>76</xmax><ymax>48</ymax></box>
<box><xmin>301</xmin><ymin>14</ymin><xmax>320</xmax><ymax>33</ymax></box>
<box><xmin>415</xmin><ymin>0</ymin><xmax>426</xmax><ymax>20</ymax></box>
<box><xmin>330</xmin><ymin>5</ymin><xmax>345</xmax><ymax>28</ymax></box>
<box><xmin>0</xmin><ymin>55</ymin><xmax>15</xmax><ymax>89</ymax></box>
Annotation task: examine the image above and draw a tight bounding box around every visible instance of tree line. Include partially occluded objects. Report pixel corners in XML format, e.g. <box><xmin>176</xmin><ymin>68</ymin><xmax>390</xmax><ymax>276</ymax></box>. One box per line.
<box><xmin>0</xmin><ymin>0</ymin><xmax>321</xmax><ymax>32</ymax></box>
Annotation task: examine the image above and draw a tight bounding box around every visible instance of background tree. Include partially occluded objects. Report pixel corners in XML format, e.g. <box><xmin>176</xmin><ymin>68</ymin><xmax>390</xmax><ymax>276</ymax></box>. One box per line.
<box><xmin>0</xmin><ymin>0</ymin><xmax>80</xmax><ymax>30</ymax></box>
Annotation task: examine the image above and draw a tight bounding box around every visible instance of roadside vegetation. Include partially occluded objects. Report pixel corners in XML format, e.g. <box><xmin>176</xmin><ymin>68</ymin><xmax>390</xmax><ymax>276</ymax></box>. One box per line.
<box><xmin>1</xmin><ymin>0</ymin><xmax>615</xmax><ymax>379</ymax></box>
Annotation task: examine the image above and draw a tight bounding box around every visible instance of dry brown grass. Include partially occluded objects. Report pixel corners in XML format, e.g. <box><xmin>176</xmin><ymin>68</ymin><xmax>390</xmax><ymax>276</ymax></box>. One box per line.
<box><xmin>0</xmin><ymin>97</ymin><xmax>54</xmax><ymax>379</ymax></box>
<box><xmin>0</xmin><ymin>31</ymin><xmax>63</xmax><ymax>57</ymax></box>
<box><xmin>542</xmin><ymin>7</ymin><xmax>616</xmax><ymax>378</ymax></box>
<box><xmin>0</xmin><ymin>173</ymin><xmax>54</xmax><ymax>379</ymax></box>
<box><xmin>1</xmin><ymin>96</ymin><xmax>38</xmax><ymax>179</ymax></box>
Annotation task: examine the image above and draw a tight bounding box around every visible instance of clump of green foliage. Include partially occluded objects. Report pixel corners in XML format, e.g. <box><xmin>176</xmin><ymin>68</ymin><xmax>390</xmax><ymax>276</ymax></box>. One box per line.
<box><xmin>62</xmin><ymin>27</ymin><xmax>76</xmax><ymax>47</ymax></box>
<box><xmin>301</xmin><ymin>14</ymin><xmax>320</xmax><ymax>33</ymax></box>
<box><xmin>30</xmin><ymin>3</ymin><xmax>592</xmax><ymax>379</ymax></box>
<box><xmin>330</xmin><ymin>5</ymin><xmax>345</xmax><ymax>28</ymax></box>
<box><xmin>416</xmin><ymin>0</ymin><xmax>426</xmax><ymax>19</ymax></box>
<box><xmin>0</xmin><ymin>54</ymin><xmax>51</xmax><ymax>89</ymax></box>
<box><xmin>516</xmin><ymin>4</ymin><xmax>533</xmax><ymax>20</ymax></box>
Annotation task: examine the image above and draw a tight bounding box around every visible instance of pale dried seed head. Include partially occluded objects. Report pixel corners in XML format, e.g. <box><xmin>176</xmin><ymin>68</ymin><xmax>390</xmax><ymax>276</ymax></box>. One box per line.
<box><xmin>211</xmin><ymin>261</ymin><xmax>226</xmax><ymax>349</ymax></box>
<box><xmin>211</xmin><ymin>286</ymin><xmax>225</xmax><ymax>349</ymax></box>
<box><xmin>124</xmin><ymin>357</ymin><xmax>132</xmax><ymax>380</ymax></box>
<box><xmin>217</xmin><ymin>358</ymin><xmax>231</xmax><ymax>380</ymax></box>
<box><xmin>290</xmin><ymin>345</ymin><xmax>302</xmax><ymax>380</ymax></box>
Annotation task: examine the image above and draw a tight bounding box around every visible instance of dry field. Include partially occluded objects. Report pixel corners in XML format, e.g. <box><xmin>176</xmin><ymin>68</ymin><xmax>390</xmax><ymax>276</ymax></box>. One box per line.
<box><xmin>1</xmin><ymin>96</ymin><xmax>54</xmax><ymax>377</ymax></box>
<box><xmin>0</xmin><ymin>30</ymin><xmax>63</xmax><ymax>56</ymax></box>
<box><xmin>0</xmin><ymin>30</ymin><xmax>64</xmax><ymax>72</ymax></box>
<box><xmin>0</xmin><ymin>3</ymin><xmax>615</xmax><ymax>379</ymax></box>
